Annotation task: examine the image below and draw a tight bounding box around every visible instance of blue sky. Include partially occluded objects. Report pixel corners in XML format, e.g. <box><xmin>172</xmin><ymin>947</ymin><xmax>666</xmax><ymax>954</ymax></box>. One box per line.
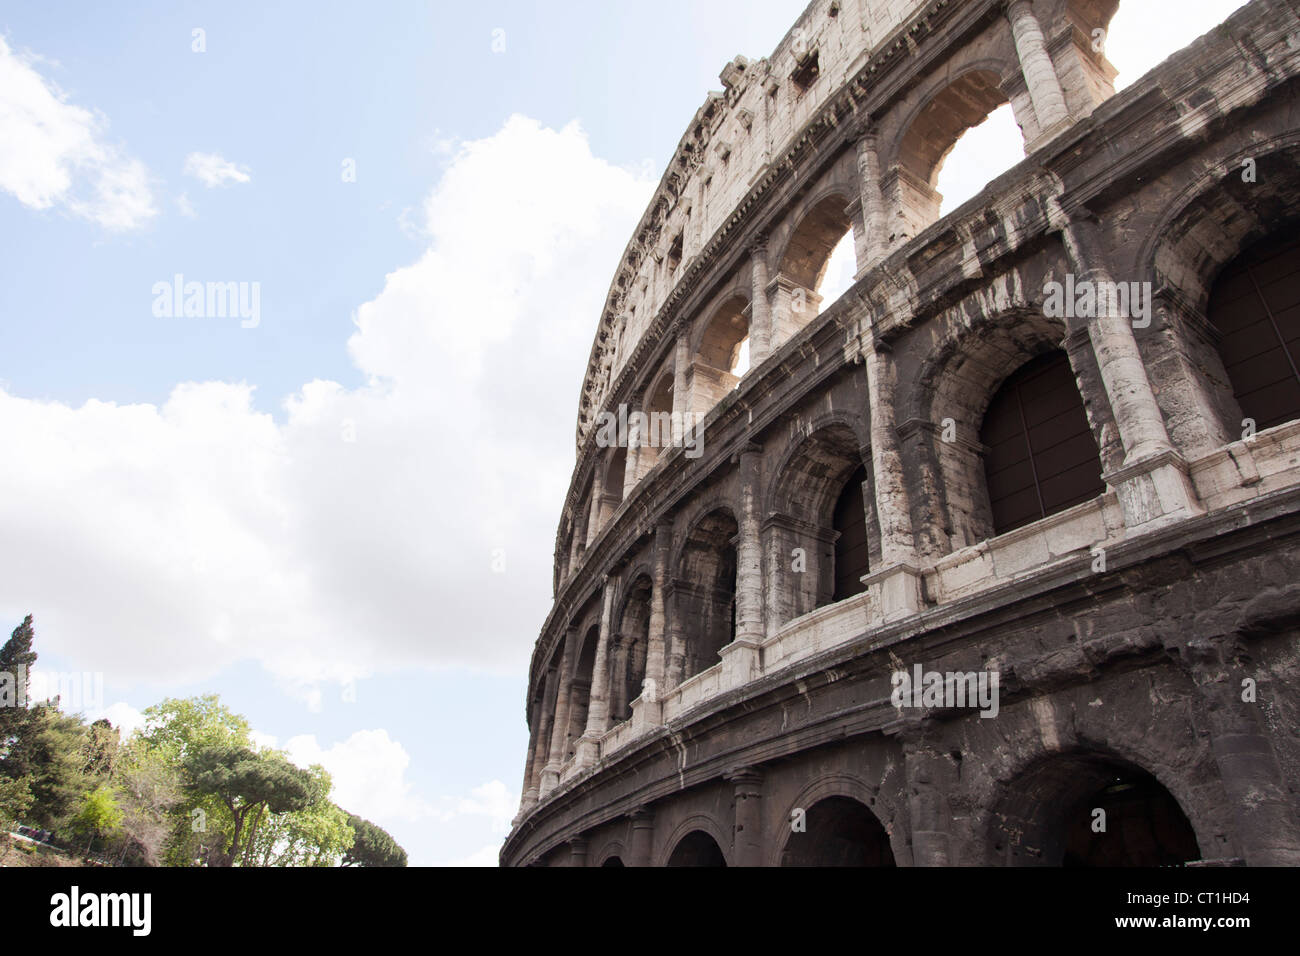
<box><xmin>0</xmin><ymin>0</ymin><xmax>1248</xmax><ymax>866</ymax></box>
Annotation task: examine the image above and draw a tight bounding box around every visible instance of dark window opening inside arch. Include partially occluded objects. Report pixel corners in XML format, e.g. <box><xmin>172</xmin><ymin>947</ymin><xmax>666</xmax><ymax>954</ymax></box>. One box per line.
<box><xmin>831</xmin><ymin>464</ymin><xmax>870</xmax><ymax>602</ymax></box>
<box><xmin>1207</xmin><ymin>229</ymin><xmax>1300</xmax><ymax>433</ymax></box>
<box><xmin>781</xmin><ymin>796</ymin><xmax>896</xmax><ymax>867</ymax></box>
<box><xmin>981</xmin><ymin>350</ymin><xmax>1105</xmax><ymax>536</ymax></box>
<box><xmin>666</xmin><ymin>831</ymin><xmax>727</xmax><ymax>867</ymax></box>
<box><xmin>1062</xmin><ymin>769</ymin><xmax>1201</xmax><ymax>867</ymax></box>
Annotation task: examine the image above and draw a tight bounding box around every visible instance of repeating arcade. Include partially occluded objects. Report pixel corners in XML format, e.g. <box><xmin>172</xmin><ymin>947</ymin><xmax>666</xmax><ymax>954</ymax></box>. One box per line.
<box><xmin>505</xmin><ymin>0</ymin><xmax>1300</xmax><ymax>867</ymax></box>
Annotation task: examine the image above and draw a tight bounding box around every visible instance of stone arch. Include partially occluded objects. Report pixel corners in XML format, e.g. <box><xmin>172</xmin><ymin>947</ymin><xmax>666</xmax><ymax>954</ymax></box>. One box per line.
<box><xmin>881</xmin><ymin>57</ymin><xmax>1030</xmax><ymax>242</ymax></box>
<box><xmin>1145</xmin><ymin>139</ymin><xmax>1300</xmax><ymax>316</ymax></box>
<box><xmin>660</xmin><ymin>814</ymin><xmax>731</xmax><ymax>867</ymax></box>
<box><xmin>982</xmin><ymin>748</ymin><xmax>1203</xmax><ymax>866</ymax></box>
<box><xmin>571</xmin><ymin>472</ymin><xmax>594</xmax><ymax>560</ymax></box>
<box><xmin>909</xmin><ymin>307</ymin><xmax>1103</xmax><ymax>551</ymax></box>
<box><xmin>672</xmin><ymin>507</ymin><xmax>739</xmax><ymax>682</ymax></box>
<box><xmin>690</xmin><ymin>294</ymin><xmax>751</xmax><ymax>412</ymax></box>
<box><xmin>765</xmin><ymin>419</ymin><xmax>878</xmax><ymax>625</ymax></box>
<box><xmin>563</xmin><ymin>624</ymin><xmax>600</xmax><ymax>762</ymax></box>
<box><xmin>771</xmin><ymin>771</ymin><xmax>906</xmax><ymax>867</ymax></box>
<box><xmin>1207</xmin><ymin>228</ymin><xmax>1300</xmax><ymax>434</ymax></box>
<box><xmin>1141</xmin><ymin>140</ymin><xmax>1300</xmax><ymax>449</ymax></box>
<box><xmin>980</xmin><ymin>350</ymin><xmax>1107</xmax><ymax>536</ymax></box>
<box><xmin>592</xmin><ymin>838</ymin><xmax>626</xmax><ymax>868</ymax></box>
<box><xmin>770</xmin><ymin>190</ymin><xmax>857</xmax><ymax>346</ymax></box>
<box><xmin>610</xmin><ymin>573</ymin><xmax>653</xmax><ymax>723</ymax></box>
<box><xmin>773</xmin><ymin>188</ymin><xmax>856</xmax><ymax>292</ymax></box>
<box><xmin>633</xmin><ymin>367</ymin><xmax>678</xmax><ymax>480</ymax></box>
<box><xmin>780</xmin><ymin>795</ymin><xmax>898</xmax><ymax>867</ymax></box>
<box><xmin>603</xmin><ymin>444</ymin><xmax>628</xmax><ymax>516</ymax></box>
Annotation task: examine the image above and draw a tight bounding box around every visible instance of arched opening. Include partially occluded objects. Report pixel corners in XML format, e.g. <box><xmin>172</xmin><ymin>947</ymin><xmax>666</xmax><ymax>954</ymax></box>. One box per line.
<box><xmin>831</xmin><ymin>464</ymin><xmax>870</xmax><ymax>602</ymax></box>
<box><xmin>980</xmin><ymin>350</ymin><xmax>1105</xmax><ymax>536</ymax></box>
<box><xmin>781</xmin><ymin>796</ymin><xmax>896</xmax><ymax>867</ymax></box>
<box><xmin>935</xmin><ymin>102</ymin><xmax>1022</xmax><ymax>216</ymax></box>
<box><xmin>634</xmin><ymin>372</ymin><xmax>676</xmax><ymax>480</ymax></box>
<box><xmin>774</xmin><ymin>195</ymin><xmax>855</xmax><ymax>348</ymax></box>
<box><xmin>768</xmin><ymin>424</ymin><xmax>875</xmax><ymax>623</ymax></box>
<box><xmin>600</xmin><ymin>856</ymin><xmax>625</xmax><ymax>867</ymax></box>
<box><xmin>666</xmin><ymin>830</ymin><xmax>727</xmax><ymax>867</ymax></box>
<box><xmin>572</xmin><ymin>474</ymin><xmax>594</xmax><ymax>560</ymax></box>
<box><xmin>564</xmin><ymin>626</ymin><xmax>599</xmax><ymax>760</ymax></box>
<box><xmin>612</xmin><ymin>575</ymin><xmax>652</xmax><ymax>723</ymax></box>
<box><xmin>1206</xmin><ymin>229</ymin><xmax>1300</xmax><ymax>434</ymax></box>
<box><xmin>676</xmin><ymin>510</ymin><xmax>738</xmax><ymax>680</ymax></box>
<box><xmin>896</xmin><ymin>70</ymin><xmax>1021</xmax><ymax>238</ymax></box>
<box><xmin>693</xmin><ymin>295</ymin><xmax>750</xmax><ymax>410</ymax></box>
<box><xmin>1063</xmin><ymin>770</ymin><xmax>1202</xmax><ymax>867</ymax></box>
<box><xmin>992</xmin><ymin>752</ymin><xmax>1202</xmax><ymax>867</ymax></box>
<box><xmin>605</xmin><ymin>446</ymin><xmax>627</xmax><ymax>513</ymax></box>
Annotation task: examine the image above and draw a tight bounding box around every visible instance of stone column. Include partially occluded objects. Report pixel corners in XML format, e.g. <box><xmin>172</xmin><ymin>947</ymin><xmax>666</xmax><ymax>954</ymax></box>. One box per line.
<box><xmin>576</xmin><ymin>579</ymin><xmax>618</xmax><ymax>769</ymax></box>
<box><xmin>672</xmin><ymin>333</ymin><xmax>691</xmax><ymax>445</ymax></box>
<box><xmin>1167</xmin><ymin>635</ymin><xmax>1300</xmax><ymax>866</ymax></box>
<box><xmin>568</xmin><ymin>514</ymin><xmax>583</xmax><ymax>571</ymax></box>
<box><xmin>586</xmin><ymin>464</ymin><xmax>606</xmax><ymax>548</ymax></box>
<box><xmin>749</xmin><ymin>240</ymin><xmax>772</xmax><ymax>366</ymax></box>
<box><xmin>517</xmin><ymin>701</ymin><xmax>540</xmax><ymax>816</ymax></box>
<box><xmin>527</xmin><ymin>663</ymin><xmax>559</xmax><ymax>803</ymax></box>
<box><xmin>767</xmin><ymin>275</ymin><xmax>794</xmax><ymax>353</ymax></box>
<box><xmin>665</xmin><ymin>582</ymin><xmax>686</xmax><ymax>691</ymax></box>
<box><xmin>569</xmin><ymin>837</ymin><xmax>589</xmax><ymax>868</ymax></box>
<box><xmin>1061</xmin><ymin>218</ymin><xmax>1173</xmax><ymax>464</ymax></box>
<box><xmin>901</xmin><ymin>733</ymin><xmax>955</xmax><ymax>866</ymax></box>
<box><xmin>1060</xmin><ymin>215</ymin><xmax>1202</xmax><ymax>529</ymax></box>
<box><xmin>1006</xmin><ymin>0</ymin><xmax>1071</xmax><ymax>139</ymax></box>
<box><xmin>854</xmin><ymin>129</ymin><xmax>889</xmax><ymax>275</ymax></box>
<box><xmin>637</xmin><ymin>522</ymin><xmax>672</xmax><ymax>726</ymax></box>
<box><xmin>861</xmin><ymin>339</ymin><xmax>924</xmax><ymax>622</ymax></box>
<box><xmin>721</xmin><ymin>444</ymin><xmax>764</xmax><ymax>688</ymax></box>
<box><xmin>629</xmin><ymin>807</ymin><xmax>655</xmax><ymax>867</ymax></box>
<box><xmin>727</xmin><ymin>768</ymin><xmax>765</xmax><ymax>867</ymax></box>
<box><xmin>623</xmin><ymin>433</ymin><xmax>641</xmax><ymax>500</ymax></box>
<box><xmin>539</xmin><ymin>628</ymin><xmax>576</xmax><ymax>796</ymax></box>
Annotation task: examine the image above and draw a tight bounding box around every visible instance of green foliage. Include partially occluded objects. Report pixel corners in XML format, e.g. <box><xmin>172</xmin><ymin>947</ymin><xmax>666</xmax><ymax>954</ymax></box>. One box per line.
<box><xmin>0</xmin><ymin>624</ymin><xmax>406</xmax><ymax>868</ymax></box>
<box><xmin>0</xmin><ymin>704</ymin><xmax>92</xmax><ymax>830</ymax></box>
<box><xmin>134</xmin><ymin>695</ymin><xmax>253</xmax><ymax>866</ymax></box>
<box><xmin>81</xmin><ymin>719</ymin><xmax>120</xmax><ymax>779</ymax></box>
<box><xmin>343</xmin><ymin>814</ymin><xmax>408</xmax><ymax>867</ymax></box>
<box><xmin>71</xmin><ymin>785</ymin><xmax>124</xmax><ymax>854</ymax></box>
<box><xmin>0</xmin><ymin>775</ymin><xmax>33</xmax><ymax>832</ymax></box>
<box><xmin>138</xmin><ymin>695</ymin><xmax>253</xmax><ymax>761</ymax></box>
<box><xmin>111</xmin><ymin>741</ymin><xmax>182</xmax><ymax>866</ymax></box>
<box><xmin>244</xmin><ymin>766</ymin><xmax>355</xmax><ymax>866</ymax></box>
<box><xmin>0</xmin><ymin>615</ymin><xmax>37</xmax><ymax>755</ymax></box>
<box><xmin>183</xmin><ymin>744</ymin><xmax>320</xmax><ymax>866</ymax></box>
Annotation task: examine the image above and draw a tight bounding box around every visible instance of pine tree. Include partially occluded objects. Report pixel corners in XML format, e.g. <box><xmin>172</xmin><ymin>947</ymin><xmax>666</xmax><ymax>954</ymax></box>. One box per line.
<box><xmin>0</xmin><ymin>616</ymin><xmax>38</xmax><ymax>759</ymax></box>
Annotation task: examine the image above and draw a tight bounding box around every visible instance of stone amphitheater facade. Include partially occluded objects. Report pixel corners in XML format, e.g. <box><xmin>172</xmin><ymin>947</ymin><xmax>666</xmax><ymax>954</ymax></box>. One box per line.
<box><xmin>502</xmin><ymin>0</ymin><xmax>1300</xmax><ymax>867</ymax></box>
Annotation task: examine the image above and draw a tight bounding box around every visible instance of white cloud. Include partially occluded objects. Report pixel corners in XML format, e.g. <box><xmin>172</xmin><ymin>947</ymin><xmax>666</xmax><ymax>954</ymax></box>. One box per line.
<box><xmin>0</xmin><ymin>35</ymin><xmax>156</xmax><ymax>230</ymax></box>
<box><xmin>0</xmin><ymin>115</ymin><xmax>652</xmax><ymax>700</ymax></box>
<box><xmin>183</xmin><ymin>151</ymin><xmax>251</xmax><ymax>188</ymax></box>
<box><xmin>250</xmin><ymin>729</ymin><xmax>280</xmax><ymax>752</ymax></box>
<box><xmin>87</xmin><ymin>700</ymin><xmax>147</xmax><ymax>740</ymax></box>
<box><xmin>279</xmin><ymin>729</ymin><xmax>512</xmax><ymax>865</ymax></box>
<box><xmin>449</xmin><ymin>780</ymin><xmax>514</xmax><ymax>835</ymax></box>
<box><xmin>283</xmin><ymin>729</ymin><xmax>432</xmax><ymax>824</ymax></box>
<box><xmin>176</xmin><ymin>192</ymin><xmax>196</xmax><ymax>218</ymax></box>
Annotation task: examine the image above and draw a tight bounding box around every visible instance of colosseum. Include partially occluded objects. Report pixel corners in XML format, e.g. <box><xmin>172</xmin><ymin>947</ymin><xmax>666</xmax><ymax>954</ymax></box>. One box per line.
<box><xmin>502</xmin><ymin>0</ymin><xmax>1300</xmax><ymax>867</ymax></box>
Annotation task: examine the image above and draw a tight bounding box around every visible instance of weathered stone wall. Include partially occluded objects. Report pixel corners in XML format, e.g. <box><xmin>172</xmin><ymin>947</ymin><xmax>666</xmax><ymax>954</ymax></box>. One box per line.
<box><xmin>512</xmin><ymin>0</ymin><xmax>1300</xmax><ymax>866</ymax></box>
